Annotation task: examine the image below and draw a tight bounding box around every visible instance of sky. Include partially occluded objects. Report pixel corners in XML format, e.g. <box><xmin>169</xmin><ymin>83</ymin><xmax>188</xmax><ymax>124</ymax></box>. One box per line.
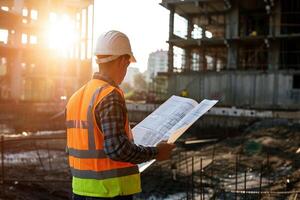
<box><xmin>93</xmin><ymin>0</ymin><xmax>170</xmax><ymax>73</ymax></box>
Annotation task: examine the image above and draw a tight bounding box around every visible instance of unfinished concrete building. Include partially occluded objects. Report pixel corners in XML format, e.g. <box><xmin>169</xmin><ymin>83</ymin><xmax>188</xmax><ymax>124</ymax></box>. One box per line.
<box><xmin>160</xmin><ymin>0</ymin><xmax>300</xmax><ymax>109</ymax></box>
<box><xmin>0</xmin><ymin>0</ymin><xmax>93</xmax><ymax>102</ymax></box>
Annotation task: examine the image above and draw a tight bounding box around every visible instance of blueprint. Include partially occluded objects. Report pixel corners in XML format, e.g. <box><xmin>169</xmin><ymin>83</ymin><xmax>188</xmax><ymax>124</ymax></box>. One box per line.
<box><xmin>132</xmin><ymin>95</ymin><xmax>218</xmax><ymax>172</ymax></box>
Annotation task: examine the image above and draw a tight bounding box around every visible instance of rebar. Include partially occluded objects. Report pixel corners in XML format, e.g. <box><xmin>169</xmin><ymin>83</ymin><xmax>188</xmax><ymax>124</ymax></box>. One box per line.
<box><xmin>185</xmin><ymin>152</ymin><xmax>189</xmax><ymax>200</ymax></box>
<box><xmin>244</xmin><ymin>170</ymin><xmax>247</xmax><ymax>200</ymax></box>
<box><xmin>211</xmin><ymin>144</ymin><xmax>216</xmax><ymax>200</ymax></box>
<box><xmin>200</xmin><ymin>157</ymin><xmax>203</xmax><ymax>200</ymax></box>
<box><xmin>235</xmin><ymin>154</ymin><xmax>238</xmax><ymax>200</ymax></box>
<box><xmin>259</xmin><ymin>164</ymin><xmax>263</xmax><ymax>199</ymax></box>
<box><xmin>33</xmin><ymin>141</ymin><xmax>46</xmax><ymax>172</ymax></box>
<box><xmin>46</xmin><ymin>143</ymin><xmax>52</xmax><ymax>170</ymax></box>
<box><xmin>267</xmin><ymin>154</ymin><xmax>271</xmax><ymax>197</ymax></box>
<box><xmin>191</xmin><ymin>156</ymin><xmax>194</xmax><ymax>200</ymax></box>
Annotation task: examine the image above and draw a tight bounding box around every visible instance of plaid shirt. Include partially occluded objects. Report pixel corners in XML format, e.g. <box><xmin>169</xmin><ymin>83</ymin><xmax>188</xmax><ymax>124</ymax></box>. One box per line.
<box><xmin>93</xmin><ymin>73</ymin><xmax>158</xmax><ymax>164</ymax></box>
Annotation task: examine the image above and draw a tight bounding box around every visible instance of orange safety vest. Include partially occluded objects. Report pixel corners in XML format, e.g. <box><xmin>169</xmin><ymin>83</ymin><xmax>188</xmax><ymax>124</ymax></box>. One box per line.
<box><xmin>66</xmin><ymin>78</ymin><xmax>141</xmax><ymax>197</ymax></box>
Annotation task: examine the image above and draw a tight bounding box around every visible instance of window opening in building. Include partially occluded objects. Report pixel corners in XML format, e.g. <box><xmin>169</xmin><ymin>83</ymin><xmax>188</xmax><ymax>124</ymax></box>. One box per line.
<box><xmin>174</xmin><ymin>14</ymin><xmax>187</xmax><ymax>39</ymax></box>
<box><xmin>22</xmin><ymin>34</ymin><xmax>28</xmax><ymax>44</ymax></box>
<box><xmin>1</xmin><ymin>6</ymin><xmax>9</xmax><ymax>11</ymax></box>
<box><xmin>205</xmin><ymin>31</ymin><xmax>213</xmax><ymax>38</ymax></box>
<box><xmin>293</xmin><ymin>75</ymin><xmax>300</xmax><ymax>89</ymax></box>
<box><xmin>0</xmin><ymin>29</ymin><xmax>8</xmax><ymax>44</ymax></box>
<box><xmin>192</xmin><ymin>24</ymin><xmax>202</xmax><ymax>39</ymax></box>
<box><xmin>174</xmin><ymin>46</ymin><xmax>185</xmax><ymax>72</ymax></box>
<box><xmin>30</xmin><ymin>9</ymin><xmax>38</xmax><ymax>20</ymax></box>
<box><xmin>22</xmin><ymin>8</ymin><xmax>28</xmax><ymax>16</ymax></box>
<box><xmin>30</xmin><ymin>35</ymin><xmax>37</xmax><ymax>44</ymax></box>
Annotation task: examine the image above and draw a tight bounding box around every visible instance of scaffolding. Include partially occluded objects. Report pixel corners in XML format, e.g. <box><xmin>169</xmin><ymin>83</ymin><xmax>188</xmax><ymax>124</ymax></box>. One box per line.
<box><xmin>162</xmin><ymin>0</ymin><xmax>300</xmax><ymax>72</ymax></box>
<box><xmin>160</xmin><ymin>0</ymin><xmax>300</xmax><ymax>109</ymax></box>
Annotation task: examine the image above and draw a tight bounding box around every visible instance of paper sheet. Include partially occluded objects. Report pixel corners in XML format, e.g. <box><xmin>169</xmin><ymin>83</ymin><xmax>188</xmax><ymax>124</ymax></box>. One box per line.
<box><xmin>132</xmin><ymin>96</ymin><xmax>198</xmax><ymax>146</ymax></box>
<box><xmin>166</xmin><ymin>99</ymin><xmax>218</xmax><ymax>141</ymax></box>
<box><xmin>132</xmin><ymin>96</ymin><xmax>218</xmax><ymax>172</ymax></box>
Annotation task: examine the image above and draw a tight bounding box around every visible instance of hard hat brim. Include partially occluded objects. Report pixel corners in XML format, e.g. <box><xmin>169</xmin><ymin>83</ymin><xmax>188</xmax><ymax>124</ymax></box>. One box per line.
<box><xmin>129</xmin><ymin>54</ymin><xmax>136</xmax><ymax>63</ymax></box>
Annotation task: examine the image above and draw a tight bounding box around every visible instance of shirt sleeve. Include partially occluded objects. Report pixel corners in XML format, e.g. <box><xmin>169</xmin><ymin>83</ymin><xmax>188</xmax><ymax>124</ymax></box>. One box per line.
<box><xmin>95</xmin><ymin>89</ymin><xmax>158</xmax><ymax>164</ymax></box>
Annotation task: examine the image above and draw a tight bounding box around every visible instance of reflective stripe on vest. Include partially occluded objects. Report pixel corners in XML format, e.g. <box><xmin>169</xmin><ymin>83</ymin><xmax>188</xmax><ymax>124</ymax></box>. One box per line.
<box><xmin>66</xmin><ymin>120</ymin><xmax>89</xmax><ymax>129</ymax></box>
<box><xmin>87</xmin><ymin>84</ymin><xmax>109</xmax><ymax>150</ymax></box>
<box><xmin>66</xmin><ymin>80</ymin><xmax>140</xmax><ymax>182</ymax></box>
<box><xmin>70</xmin><ymin>165</ymin><xmax>139</xmax><ymax>179</ymax></box>
<box><xmin>66</xmin><ymin>85</ymin><xmax>109</xmax><ymax>159</ymax></box>
<box><xmin>67</xmin><ymin>148</ymin><xmax>107</xmax><ymax>158</ymax></box>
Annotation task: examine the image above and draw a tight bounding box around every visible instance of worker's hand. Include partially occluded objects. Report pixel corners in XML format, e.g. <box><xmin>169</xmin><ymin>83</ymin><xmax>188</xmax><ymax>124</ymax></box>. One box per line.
<box><xmin>156</xmin><ymin>141</ymin><xmax>175</xmax><ymax>161</ymax></box>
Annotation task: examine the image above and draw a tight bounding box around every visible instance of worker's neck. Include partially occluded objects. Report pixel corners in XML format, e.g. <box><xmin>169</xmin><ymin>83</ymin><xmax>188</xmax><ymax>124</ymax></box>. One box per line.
<box><xmin>99</xmin><ymin>69</ymin><xmax>118</xmax><ymax>85</ymax></box>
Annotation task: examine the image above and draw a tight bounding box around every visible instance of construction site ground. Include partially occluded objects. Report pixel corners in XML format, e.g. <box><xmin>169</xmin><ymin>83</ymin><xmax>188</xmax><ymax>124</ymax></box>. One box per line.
<box><xmin>0</xmin><ymin>119</ymin><xmax>299</xmax><ymax>200</ymax></box>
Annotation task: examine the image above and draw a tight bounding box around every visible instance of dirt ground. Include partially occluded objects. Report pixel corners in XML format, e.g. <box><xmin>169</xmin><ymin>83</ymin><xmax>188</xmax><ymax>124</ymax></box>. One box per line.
<box><xmin>0</xmin><ymin>119</ymin><xmax>299</xmax><ymax>199</ymax></box>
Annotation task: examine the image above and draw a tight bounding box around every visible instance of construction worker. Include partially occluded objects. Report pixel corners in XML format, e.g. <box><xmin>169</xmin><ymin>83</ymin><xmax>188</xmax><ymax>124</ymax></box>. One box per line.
<box><xmin>66</xmin><ymin>30</ymin><xmax>175</xmax><ymax>200</ymax></box>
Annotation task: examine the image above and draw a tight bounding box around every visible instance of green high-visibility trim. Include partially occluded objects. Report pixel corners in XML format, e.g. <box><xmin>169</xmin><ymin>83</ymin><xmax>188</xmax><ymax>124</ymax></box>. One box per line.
<box><xmin>72</xmin><ymin>173</ymin><xmax>141</xmax><ymax>197</ymax></box>
<box><xmin>70</xmin><ymin>165</ymin><xmax>139</xmax><ymax>179</ymax></box>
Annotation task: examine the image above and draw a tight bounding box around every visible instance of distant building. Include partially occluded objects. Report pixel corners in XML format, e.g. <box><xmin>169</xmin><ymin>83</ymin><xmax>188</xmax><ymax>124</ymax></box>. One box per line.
<box><xmin>123</xmin><ymin>67</ymin><xmax>140</xmax><ymax>86</ymax></box>
<box><xmin>146</xmin><ymin>49</ymin><xmax>168</xmax><ymax>82</ymax></box>
<box><xmin>161</xmin><ymin>0</ymin><xmax>300</xmax><ymax>109</ymax></box>
<box><xmin>0</xmin><ymin>0</ymin><xmax>93</xmax><ymax>102</ymax></box>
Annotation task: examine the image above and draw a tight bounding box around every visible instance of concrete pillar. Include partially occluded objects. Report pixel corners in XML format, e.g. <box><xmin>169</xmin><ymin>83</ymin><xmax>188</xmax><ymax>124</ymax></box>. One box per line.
<box><xmin>268</xmin><ymin>40</ymin><xmax>280</xmax><ymax>70</ymax></box>
<box><xmin>187</xmin><ymin>16</ymin><xmax>193</xmax><ymax>39</ymax></box>
<box><xmin>198</xmin><ymin>49</ymin><xmax>202</xmax><ymax>71</ymax></box>
<box><xmin>225</xmin><ymin>1</ymin><xmax>239</xmax><ymax>70</ymax></box>
<box><xmin>202</xmin><ymin>26</ymin><xmax>206</xmax><ymax>38</ymax></box>
<box><xmin>200</xmin><ymin>48</ymin><xmax>207</xmax><ymax>71</ymax></box>
<box><xmin>185</xmin><ymin>49</ymin><xmax>191</xmax><ymax>71</ymax></box>
<box><xmin>213</xmin><ymin>52</ymin><xmax>217</xmax><ymax>71</ymax></box>
<box><xmin>225</xmin><ymin>0</ymin><xmax>239</xmax><ymax>39</ymax></box>
<box><xmin>85</xmin><ymin>7</ymin><xmax>89</xmax><ymax>60</ymax></box>
<box><xmin>198</xmin><ymin>21</ymin><xmax>207</xmax><ymax>71</ymax></box>
<box><xmin>185</xmin><ymin>17</ymin><xmax>193</xmax><ymax>71</ymax></box>
<box><xmin>75</xmin><ymin>9</ymin><xmax>82</xmax><ymax>89</ymax></box>
<box><xmin>269</xmin><ymin>0</ymin><xmax>281</xmax><ymax>36</ymax></box>
<box><xmin>10</xmin><ymin>0</ymin><xmax>24</xmax><ymax>101</ymax></box>
<box><xmin>168</xmin><ymin>7</ymin><xmax>174</xmax><ymax>73</ymax></box>
<box><xmin>227</xmin><ymin>42</ymin><xmax>238</xmax><ymax>69</ymax></box>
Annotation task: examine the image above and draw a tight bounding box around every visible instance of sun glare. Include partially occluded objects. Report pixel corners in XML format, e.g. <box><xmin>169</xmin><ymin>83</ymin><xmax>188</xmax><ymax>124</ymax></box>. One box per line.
<box><xmin>46</xmin><ymin>13</ymin><xmax>78</xmax><ymax>57</ymax></box>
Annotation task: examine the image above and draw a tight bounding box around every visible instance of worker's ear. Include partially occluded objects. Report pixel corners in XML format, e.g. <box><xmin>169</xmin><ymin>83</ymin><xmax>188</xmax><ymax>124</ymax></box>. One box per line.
<box><xmin>120</xmin><ymin>55</ymin><xmax>130</xmax><ymax>66</ymax></box>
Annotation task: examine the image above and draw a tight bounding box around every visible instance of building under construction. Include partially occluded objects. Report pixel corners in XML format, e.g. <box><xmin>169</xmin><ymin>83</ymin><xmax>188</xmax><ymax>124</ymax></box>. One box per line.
<box><xmin>0</xmin><ymin>0</ymin><xmax>93</xmax><ymax>102</ymax></box>
<box><xmin>160</xmin><ymin>0</ymin><xmax>300</xmax><ymax>109</ymax></box>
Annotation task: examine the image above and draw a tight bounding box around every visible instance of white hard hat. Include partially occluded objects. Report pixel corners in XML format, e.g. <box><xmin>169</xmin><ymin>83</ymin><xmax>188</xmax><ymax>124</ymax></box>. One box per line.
<box><xmin>94</xmin><ymin>30</ymin><xmax>136</xmax><ymax>64</ymax></box>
